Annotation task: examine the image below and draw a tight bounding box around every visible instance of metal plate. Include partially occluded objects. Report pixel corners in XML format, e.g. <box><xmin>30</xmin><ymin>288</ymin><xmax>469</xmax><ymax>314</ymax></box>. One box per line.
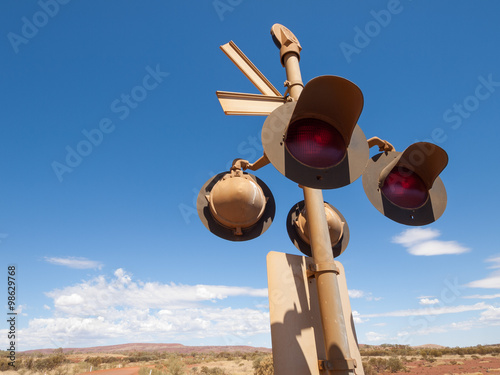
<box><xmin>267</xmin><ymin>252</ymin><xmax>364</xmax><ymax>375</ymax></box>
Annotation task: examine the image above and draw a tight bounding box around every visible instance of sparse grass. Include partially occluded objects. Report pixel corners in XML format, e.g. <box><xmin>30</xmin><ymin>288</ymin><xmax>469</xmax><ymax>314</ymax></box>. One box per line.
<box><xmin>4</xmin><ymin>345</ymin><xmax>500</xmax><ymax>375</ymax></box>
<box><xmin>188</xmin><ymin>360</ymin><xmax>253</xmax><ymax>375</ymax></box>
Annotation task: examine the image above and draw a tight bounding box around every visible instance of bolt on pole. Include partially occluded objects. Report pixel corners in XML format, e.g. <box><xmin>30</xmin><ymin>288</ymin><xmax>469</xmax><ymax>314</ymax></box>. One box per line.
<box><xmin>272</xmin><ymin>24</ymin><xmax>355</xmax><ymax>374</ymax></box>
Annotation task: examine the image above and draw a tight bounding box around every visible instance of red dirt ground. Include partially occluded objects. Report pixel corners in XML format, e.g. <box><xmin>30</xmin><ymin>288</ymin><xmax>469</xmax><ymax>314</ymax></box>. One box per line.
<box><xmin>77</xmin><ymin>367</ymin><xmax>142</xmax><ymax>375</ymax></box>
<box><xmin>75</xmin><ymin>355</ymin><xmax>500</xmax><ymax>375</ymax></box>
<box><xmin>392</xmin><ymin>356</ymin><xmax>500</xmax><ymax>375</ymax></box>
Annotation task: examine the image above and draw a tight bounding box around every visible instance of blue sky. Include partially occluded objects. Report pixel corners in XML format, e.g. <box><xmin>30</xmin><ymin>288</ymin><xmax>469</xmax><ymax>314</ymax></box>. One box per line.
<box><xmin>1</xmin><ymin>1</ymin><xmax>499</xmax><ymax>351</ymax></box>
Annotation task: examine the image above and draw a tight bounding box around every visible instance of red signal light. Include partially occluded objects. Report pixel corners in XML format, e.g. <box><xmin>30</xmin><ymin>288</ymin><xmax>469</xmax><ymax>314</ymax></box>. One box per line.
<box><xmin>285</xmin><ymin>118</ymin><xmax>347</xmax><ymax>168</ymax></box>
<box><xmin>381</xmin><ymin>167</ymin><xmax>429</xmax><ymax>209</ymax></box>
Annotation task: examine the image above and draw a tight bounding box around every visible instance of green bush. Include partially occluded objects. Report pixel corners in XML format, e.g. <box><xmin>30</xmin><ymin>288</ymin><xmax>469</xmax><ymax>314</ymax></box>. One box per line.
<box><xmin>139</xmin><ymin>367</ymin><xmax>167</xmax><ymax>375</ymax></box>
<box><xmin>368</xmin><ymin>357</ymin><xmax>387</xmax><ymax>372</ymax></box>
<box><xmin>386</xmin><ymin>357</ymin><xmax>407</xmax><ymax>373</ymax></box>
<box><xmin>0</xmin><ymin>358</ymin><xmax>12</xmax><ymax>371</ymax></box>
<box><xmin>199</xmin><ymin>366</ymin><xmax>228</xmax><ymax>374</ymax></box>
<box><xmin>165</xmin><ymin>355</ymin><xmax>185</xmax><ymax>375</ymax></box>
<box><xmin>32</xmin><ymin>352</ymin><xmax>68</xmax><ymax>371</ymax></box>
<box><xmin>366</xmin><ymin>356</ymin><xmax>407</xmax><ymax>373</ymax></box>
<box><xmin>362</xmin><ymin>361</ymin><xmax>376</xmax><ymax>375</ymax></box>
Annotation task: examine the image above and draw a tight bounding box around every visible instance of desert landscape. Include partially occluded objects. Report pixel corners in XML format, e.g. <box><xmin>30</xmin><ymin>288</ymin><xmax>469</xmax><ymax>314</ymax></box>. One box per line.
<box><xmin>1</xmin><ymin>343</ymin><xmax>499</xmax><ymax>375</ymax></box>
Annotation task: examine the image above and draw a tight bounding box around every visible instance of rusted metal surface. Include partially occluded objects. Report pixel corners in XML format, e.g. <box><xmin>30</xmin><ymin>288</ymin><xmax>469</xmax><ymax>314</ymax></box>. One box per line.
<box><xmin>207</xmin><ymin>169</ymin><xmax>267</xmax><ymax>235</ymax></box>
<box><xmin>197</xmin><ymin>171</ymin><xmax>275</xmax><ymax>241</ymax></box>
<box><xmin>275</xmin><ymin>24</ymin><xmax>360</xmax><ymax>374</ymax></box>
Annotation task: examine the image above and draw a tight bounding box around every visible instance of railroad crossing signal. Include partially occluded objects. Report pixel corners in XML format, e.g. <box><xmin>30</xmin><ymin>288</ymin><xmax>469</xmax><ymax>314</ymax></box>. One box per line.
<box><xmin>363</xmin><ymin>142</ymin><xmax>448</xmax><ymax>225</ymax></box>
<box><xmin>198</xmin><ymin>23</ymin><xmax>449</xmax><ymax>375</ymax></box>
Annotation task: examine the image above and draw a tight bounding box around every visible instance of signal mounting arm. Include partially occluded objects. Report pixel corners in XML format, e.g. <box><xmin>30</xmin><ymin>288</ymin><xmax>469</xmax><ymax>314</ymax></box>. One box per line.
<box><xmin>231</xmin><ymin>154</ymin><xmax>270</xmax><ymax>172</ymax></box>
<box><xmin>367</xmin><ymin>136</ymin><xmax>396</xmax><ymax>152</ymax></box>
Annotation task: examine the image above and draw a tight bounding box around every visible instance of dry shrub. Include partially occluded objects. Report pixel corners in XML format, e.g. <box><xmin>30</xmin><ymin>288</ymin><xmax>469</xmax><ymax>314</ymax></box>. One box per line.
<box><xmin>252</xmin><ymin>356</ymin><xmax>273</xmax><ymax>375</ymax></box>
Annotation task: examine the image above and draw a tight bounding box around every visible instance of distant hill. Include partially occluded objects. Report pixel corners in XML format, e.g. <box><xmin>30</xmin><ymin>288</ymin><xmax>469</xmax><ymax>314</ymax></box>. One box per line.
<box><xmin>23</xmin><ymin>342</ymin><xmax>497</xmax><ymax>356</ymax></box>
<box><xmin>359</xmin><ymin>344</ymin><xmax>449</xmax><ymax>350</ymax></box>
<box><xmin>20</xmin><ymin>343</ymin><xmax>272</xmax><ymax>355</ymax></box>
<box><xmin>413</xmin><ymin>344</ymin><xmax>447</xmax><ymax>349</ymax></box>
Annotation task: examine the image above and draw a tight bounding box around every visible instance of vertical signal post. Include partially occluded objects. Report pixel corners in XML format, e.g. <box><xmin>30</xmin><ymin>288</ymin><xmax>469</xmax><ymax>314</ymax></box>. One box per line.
<box><xmin>274</xmin><ymin>25</ymin><xmax>356</xmax><ymax>374</ymax></box>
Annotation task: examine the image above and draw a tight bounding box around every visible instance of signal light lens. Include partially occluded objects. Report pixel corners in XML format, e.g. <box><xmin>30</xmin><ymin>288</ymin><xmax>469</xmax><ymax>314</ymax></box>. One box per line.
<box><xmin>381</xmin><ymin>167</ymin><xmax>429</xmax><ymax>209</ymax></box>
<box><xmin>285</xmin><ymin>118</ymin><xmax>346</xmax><ymax>168</ymax></box>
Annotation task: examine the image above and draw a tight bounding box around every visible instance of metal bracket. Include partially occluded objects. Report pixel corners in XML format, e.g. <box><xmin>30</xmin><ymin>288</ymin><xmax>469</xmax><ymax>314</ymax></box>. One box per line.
<box><xmin>231</xmin><ymin>155</ymin><xmax>270</xmax><ymax>172</ymax></box>
<box><xmin>283</xmin><ymin>79</ymin><xmax>304</xmax><ymax>99</ymax></box>
<box><xmin>318</xmin><ymin>358</ymin><xmax>357</xmax><ymax>372</ymax></box>
<box><xmin>367</xmin><ymin>136</ymin><xmax>395</xmax><ymax>152</ymax></box>
<box><xmin>306</xmin><ymin>262</ymin><xmax>339</xmax><ymax>278</ymax></box>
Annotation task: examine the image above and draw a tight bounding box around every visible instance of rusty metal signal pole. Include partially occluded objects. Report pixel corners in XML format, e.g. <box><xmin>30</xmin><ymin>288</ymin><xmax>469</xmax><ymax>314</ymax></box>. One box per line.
<box><xmin>276</xmin><ymin>29</ymin><xmax>354</xmax><ymax>374</ymax></box>
<box><xmin>202</xmin><ymin>23</ymin><xmax>448</xmax><ymax>375</ymax></box>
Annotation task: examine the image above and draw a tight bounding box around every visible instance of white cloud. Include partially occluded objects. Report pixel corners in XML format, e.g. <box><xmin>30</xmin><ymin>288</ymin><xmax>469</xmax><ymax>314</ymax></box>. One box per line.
<box><xmin>486</xmin><ymin>256</ymin><xmax>500</xmax><ymax>269</ymax></box>
<box><xmin>45</xmin><ymin>257</ymin><xmax>103</xmax><ymax>270</ymax></box>
<box><xmin>352</xmin><ymin>310</ymin><xmax>367</xmax><ymax>324</ymax></box>
<box><xmin>349</xmin><ymin>289</ymin><xmax>365</xmax><ymax>298</ymax></box>
<box><xmin>365</xmin><ymin>331</ymin><xmax>387</xmax><ymax>342</ymax></box>
<box><xmin>55</xmin><ymin>293</ymin><xmax>85</xmax><ymax>306</ymax></box>
<box><xmin>22</xmin><ymin>305</ymin><xmax>271</xmax><ymax>350</ymax></box>
<box><xmin>392</xmin><ymin>228</ymin><xmax>469</xmax><ymax>256</ymax></box>
<box><xmin>466</xmin><ymin>255</ymin><xmax>500</xmax><ymax>289</ymax></box>
<box><xmin>392</xmin><ymin>228</ymin><xmax>440</xmax><ymax>247</ymax></box>
<box><xmin>419</xmin><ymin>298</ymin><xmax>439</xmax><ymax>305</ymax></box>
<box><xmin>388</xmin><ymin>306</ymin><xmax>500</xmax><ymax>341</ymax></box>
<box><xmin>17</xmin><ymin>304</ymin><xmax>28</xmax><ymax>316</ymax></box>
<box><xmin>45</xmin><ymin>268</ymin><xmax>268</xmax><ymax>317</ymax></box>
<box><xmin>466</xmin><ymin>275</ymin><xmax>500</xmax><ymax>289</ymax></box>
<box><xmin>407</xmin><ymin>240</ymin><xmax>469</xmax><ymax>256</ymax></box>
<box><xmin>463</xmin><ymin>293</ymin><xmax>500</xmax><ymax>299</ymax></box>
<box><xmin>479</xmin><ymin>306</ymin><xmax>500</xmax><ymax>323</ymax></box>
<box><xmin>20</xmin><ymin>269</ymin><xmax>270</xmax><ymax>350</ymax></box>
<box><xmin>348</xmin><ymin>289</ymin><xmax>381</xmax><ymax>301</ymax></box>
<box><xmin>361</xmin><ymin>302</ymin><xmax>490</xmax><ymax>318</ymax></box>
